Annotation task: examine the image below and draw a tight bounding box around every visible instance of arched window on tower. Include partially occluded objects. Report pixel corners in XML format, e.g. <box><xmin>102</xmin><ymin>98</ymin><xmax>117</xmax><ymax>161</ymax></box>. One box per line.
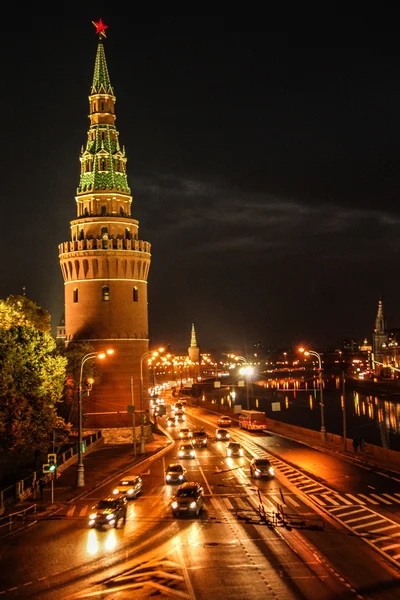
<box><xmin>78</xmin><ymin>229</ymin><xmax>84</xmax><ymax>240</ymax></box>
<box><xmin>100</xmin><ymin>158</ymin><xmax>106</xmax><ymax>170</ymax></box>
<box><xmin>133</xmin><ymin>286</ymin><xmax>139</xmax><ymax>302</ymax></box>
<box><xmin>120</xmin><ymin>206</ymin><xmax>125</xmax><ymax>216</ymax></box>
<box><xmin>101</xmin><ymin>101</ymin><xmax>104</xmax><ymax>111</ymax></box>
<box><xmin>84</xmin><ymin>207</ymin><xmax>89</xmax><ymax>217</ymax></box>
<box><xmin>101</xmin><ymin>205</ymin><xmax>107</xmax><ymax>216</ymax></box>
<box><xmin>125</xmin><ymin>227</ymin><xmax>131</xmax><ymax>239</ymax></box>
<box><xmin>102</xmin><ymin>286</ymin><xmax>110</xmax><ymax>301</ymax></box>
<box><xmin>73</xmin><ymin>288</ymin><xmax>78</xmax><ymax>303</ymax></box>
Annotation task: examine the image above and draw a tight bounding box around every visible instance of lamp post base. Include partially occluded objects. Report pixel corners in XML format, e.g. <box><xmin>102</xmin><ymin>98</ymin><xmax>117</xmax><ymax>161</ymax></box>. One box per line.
<box><xmin>320</xmin><ymin>426</ymin><xmax>327</xmax><ymax>441</ymax></box>
<box><xmin>76</xmin><ymin>465</ymin><xmax>85</xmax><ymax>487</ymax></box>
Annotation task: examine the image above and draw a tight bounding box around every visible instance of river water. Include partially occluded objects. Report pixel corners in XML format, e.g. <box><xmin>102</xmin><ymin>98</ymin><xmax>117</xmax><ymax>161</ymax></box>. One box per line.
<box><xmin>198</xmin><ymin>375</ymin><xmax>400</xmax><ymax>452</ymax></box>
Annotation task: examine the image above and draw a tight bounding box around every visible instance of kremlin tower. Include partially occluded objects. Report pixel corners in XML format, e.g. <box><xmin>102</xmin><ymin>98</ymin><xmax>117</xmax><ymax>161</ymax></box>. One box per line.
<box><xmin>58</xmin><ymin>21</ymin><xmax>151</xmax><ymax>427</ymax></box>
<box><xmin>188</xmin><ymin>323</ymin><xmax>200</xmax><ymax>381</ymax></box>
<box><xmin>373</xmin><ymin>298</ymin><xmax>387</xmax><ymax>374</ymax></box>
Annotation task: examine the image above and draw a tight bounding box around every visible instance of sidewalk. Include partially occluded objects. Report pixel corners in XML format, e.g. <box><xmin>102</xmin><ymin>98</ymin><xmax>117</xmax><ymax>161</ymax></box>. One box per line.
<box><xmin>1</xmin><ymin>433</ymin><xmax>170</xmax><ymax>524</ymax></box>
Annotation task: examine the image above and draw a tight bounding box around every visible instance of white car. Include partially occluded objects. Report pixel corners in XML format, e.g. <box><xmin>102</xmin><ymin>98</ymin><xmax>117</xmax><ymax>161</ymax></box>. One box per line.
<box><xmin>178</xmin><ymin>443</ymin><xmax>196</xmax><ymax>459</ymax></box>
<box><xmin>179</xmin><ymin>428</ymin><xmax>192</xmax><ymax>439</ymax></box>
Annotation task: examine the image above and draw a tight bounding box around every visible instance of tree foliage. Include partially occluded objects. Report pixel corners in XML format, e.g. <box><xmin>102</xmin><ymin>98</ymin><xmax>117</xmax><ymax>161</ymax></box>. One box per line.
<box><xmin>0</xmin><ymin>294</ymin><xmax>51</xmax><ymax>333</ymax></box>
<box><xmin>0</xmin><ymin>297</ymin><xmax>68</xmax><ymax>471</ymax></box>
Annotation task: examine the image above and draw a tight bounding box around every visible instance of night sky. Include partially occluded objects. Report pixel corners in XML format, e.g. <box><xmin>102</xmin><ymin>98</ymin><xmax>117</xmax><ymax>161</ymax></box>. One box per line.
<box><xmin>2</xmin><ymin>16</ymin><xmax>400</xmax><ymax>353</ymax></box>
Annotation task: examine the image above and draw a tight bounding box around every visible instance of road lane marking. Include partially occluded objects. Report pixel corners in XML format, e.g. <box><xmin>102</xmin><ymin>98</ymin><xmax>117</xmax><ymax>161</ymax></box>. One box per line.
<box><xmin>382</xmin><ymin>493</ymin><xmax>400</xmax><ymax>504</ymax></box>
<box><xmin>358</xmin><ymin>494</ymin><xmax>379</xmax><ymax>505</ymax></box>
<box><xmin>370</xmin><ymin>494</ymin><xmax>392</xmax><ymax>504</ymax></box>
<box><xmin>345</xmin><ymin>494</ymin><xmax>366</xmax><ymax>504</ymax></box>
<box><xmin>321</xmin><ymin>494</ymin><xmax>341</xmax><ymax>506</ymax></box>
<box><xmin>353</xmin><ymin>518</ymin><xmax>385</xmax><ymax>529</ymax></box>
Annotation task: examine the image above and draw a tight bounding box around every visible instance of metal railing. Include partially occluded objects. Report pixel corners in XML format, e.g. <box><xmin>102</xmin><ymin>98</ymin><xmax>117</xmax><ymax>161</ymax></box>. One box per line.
<box><xmin>0</xmin><ymin>430</ymin><xmax>102</xmax><ymax>513</ymax></box>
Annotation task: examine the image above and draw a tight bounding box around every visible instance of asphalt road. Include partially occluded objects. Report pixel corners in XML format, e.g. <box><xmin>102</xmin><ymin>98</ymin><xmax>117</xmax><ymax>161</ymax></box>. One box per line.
<box><xmin>0</xmin><ymin>402</ymin><xmax>399</xmax><ymax>599</ymax></box>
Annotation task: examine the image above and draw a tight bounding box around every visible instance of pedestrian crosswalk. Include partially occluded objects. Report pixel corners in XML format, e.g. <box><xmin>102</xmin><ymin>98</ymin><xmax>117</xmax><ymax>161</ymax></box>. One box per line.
<box><xmin>63</xmin><ymin>488</ymin><xmax>400</xmax><ymax>520</ymax></box>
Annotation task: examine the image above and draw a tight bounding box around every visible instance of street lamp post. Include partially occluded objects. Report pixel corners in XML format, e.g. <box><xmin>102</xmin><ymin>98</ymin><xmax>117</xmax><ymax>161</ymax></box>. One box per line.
<box><xmin>299</xmin><ymin>348</ymin><xmax>326</xmax><ymax>441</ymax></box>
<box><xmin>140</xmin><ymin>348</ymin><xmax>164</xmax><ymax>454</ymax></box>
<box><xmin>76</xmin><ymin>349</ymin><xmax>114</xmax><ymax>487</ymax></box>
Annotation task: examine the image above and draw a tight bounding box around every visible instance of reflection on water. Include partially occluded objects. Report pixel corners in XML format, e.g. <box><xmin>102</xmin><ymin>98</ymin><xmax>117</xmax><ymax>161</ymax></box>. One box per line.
<box><xmin>202</xmin><ymin>377</ymin><xmax>400</xmax><ymax>452</ymax></box>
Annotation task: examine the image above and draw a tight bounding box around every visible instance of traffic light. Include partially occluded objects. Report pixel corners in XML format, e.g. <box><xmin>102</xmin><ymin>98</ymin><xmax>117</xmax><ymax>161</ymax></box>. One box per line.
<box><xmin>47</xmin><ymin>453</ymin><xmax>57</xmax><ymax>472</ymax></box>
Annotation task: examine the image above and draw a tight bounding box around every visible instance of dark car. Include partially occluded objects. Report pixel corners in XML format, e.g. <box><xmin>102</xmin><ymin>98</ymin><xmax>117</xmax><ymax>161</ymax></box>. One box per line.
<box><xmin>249</xmin><ymin>457</ymin><xmax>275</xmax><ymax>479</ymax></box>
<box><xmin>227</xmin><ymin>442</ymin><xmax>244</xmax><ymax>457</ymax></box>
<box><xmin>192</xmin><ymin>428</ymin><xmax>208</xmax><ymax>448</ymax></box>
<box><xmin>88</xmin><ymin>495</ymin><xmax>128</xmax><ymax>529</ymax></box>
<box><xmin>171</xmin><ymin>482</ymin><xmax>204</xmax><ymax>517</ymax></box>
<box><xmin>216</xmin><ymin>428</ymin><xmax>230</xmax><ymax>441</ymax></box>
<box><xmin>165</xmin><ymin>463</ymin><xmax>187</xmax><ymax>484</ymax></box>
<box><xmin>112</xmin><ymin>476</ymin><xmax>142</xmax><ymax>499</ymax></box>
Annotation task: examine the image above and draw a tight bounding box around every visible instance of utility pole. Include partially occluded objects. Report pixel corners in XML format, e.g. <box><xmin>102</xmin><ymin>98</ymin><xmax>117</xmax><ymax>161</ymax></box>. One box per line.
<box><xmin>342</xmin><ymin>371</ymin><xmax>347</xmax><ymax>451</ymax></box>
<box><xmin>130</xmin><ymin>376</ymin><xmax>137</xmax><ymax>457</ymax></box>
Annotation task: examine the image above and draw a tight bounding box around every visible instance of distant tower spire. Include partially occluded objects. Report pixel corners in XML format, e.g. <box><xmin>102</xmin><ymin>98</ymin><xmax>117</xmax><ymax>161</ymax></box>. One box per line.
<box><xmin>373</xmin><ymin>298</ymin><xmax>387</xmax><ymax>373</ymax></box>
<box><xmin>190</xmin><ymin>323</ymin><xmax>197</xmax><ymax>347</ymax></box>
<box><xmin>375</xmin><ymin>298</ymin><xmax>385</xmax><ymax>333</ymax></box>
<box><xmin>188</xmin><ymin>323</ymin><xmax>200</xmax><ymax>380</ymax></box>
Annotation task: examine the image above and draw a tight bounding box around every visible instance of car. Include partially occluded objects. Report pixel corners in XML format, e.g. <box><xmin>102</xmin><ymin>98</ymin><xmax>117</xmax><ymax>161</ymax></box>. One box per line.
<box><xmin>173</xmin><ymin>402</ymin><xmax>185</xmax><ymax>412</ymax></box>
<box><xmin>171</xmin><ymin>482</ymin><xmax>204</xmax><ymax>517</ymax></box>
<box><xmin>216</xmin><ymin>428</ymin><xmax>230</xmax><ymax>441</ymax></box>
<box><xmin>192</xmin><ymin>428</ymin><xmax>208</xmax><ymax>448</ymax></box>
<box><xmin>217</xmin><ymin>416</ymin><xmax>232</xmax><ymax>427</ymax></box>
<box><xmin>179</xmin><ymin>427</ymin><xmax>192</xmax><ymax>439</ymax></box>
<box><xmin>165</xmin><ymin>463</ymin><xmax>187</xmax><ymax>484</ymax></box>
<box><xmin>227</xmin><ymin>442</ymin><xmax>244</xmax><ymax>457</ymax></box>
<box><xmin>175</xmin><ymin>411</ymin><xmax>186</xmax><ymax>422</ymax></box>
<box><xmin>112</xmin><ymin>476</ymin><xmax>143</xmax><ymax>499</ymax></box>
<box><xmin>249</xmin><ymin>457</ymin><xmax>275</xmax><ymax>479</ymax></box>
<box><xmin>166</xmin><ymin>416</ymin><xmax>176</xmax><ymax>426</ymax></box>
<box><xmin>88</xmin><ymin>495</ymin><xmax>128</xmax><ymax>529</ymax></box>
<box><xmin>178</xmin><ymin>443</ymin><xmax>196</xmax><ymax>459</ymax></box>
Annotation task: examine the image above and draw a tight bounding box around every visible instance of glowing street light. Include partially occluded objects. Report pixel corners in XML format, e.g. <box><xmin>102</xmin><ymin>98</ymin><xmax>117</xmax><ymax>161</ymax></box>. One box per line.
<box><xmin>299</xmin><ymin>347</ymin><xmax>326</xmax><ymax>440</ymax></box>
<box><xmin>139</xmin><ymin>348</ymin><xmax>165</xmax><ymax>453</ymax></box>
<box><xmin>76</xmin><ymin>349</ymin><xmax>114</xmax><ymax>486</ymax></box>
<box><xmin>239</xmin><ymin>365</ymin><xmax>254</xmax><ymax>410</ymax></box>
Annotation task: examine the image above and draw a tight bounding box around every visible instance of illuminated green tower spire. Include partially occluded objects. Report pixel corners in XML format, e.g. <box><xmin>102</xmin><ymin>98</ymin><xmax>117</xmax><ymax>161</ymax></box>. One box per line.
<box><xmin>77</xmin><ymin>37</ymin><xmax>130</xmax><ymax>197</ymax></box>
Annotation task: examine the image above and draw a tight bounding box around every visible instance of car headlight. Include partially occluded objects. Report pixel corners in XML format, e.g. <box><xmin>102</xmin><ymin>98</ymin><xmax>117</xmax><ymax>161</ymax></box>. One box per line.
<box><xmin>226</xmin><ymin>434</ymin><xmax>230</xmax><ymax>438</ymax></box>
<box><xmin>217</xmin><ymin>434</ymin><xmax>221</xmax><ymax>439</ymax></box>
<box><xmin>89</xmin><ymin>513</ymin><xmax>97</xmax><ymax>520</ymax></box>
<box><xmin>269</xmin><ymin>467</ymin><xmax>275</xmax><ymax>476</ymax></box>
<box><xmin>227</xmin><ymin>450</ymin><xmax>232</xmax><ymax>456</ymax></box>
<box><xmin>127</xmin><ymin>488</ymin><xmax>134</xmax><ymax>495</ymax></box>
<box><xmin>189</xmin><ymin>501</ymin><xmax>196</xmax><ymax>509</ymax></box>
<box><xmin>179</xmin><ymin>475</ymin><xmax>184</xmax><ymax>479</ymax></box>
<box><xmin>179</xmin><ymin>451</ymin><xmax>184</xmax><ymax>457</ymax></box>
<box><xmin>112</xmin><ymin>489</ymin><xmax>119</xmax><ymax>495</ymax></box>
<box><xmin>106</xmin><ymin>514</ymin><xmax>115</xmax><ymax>521</ymax></box>
<box><xmin>203</xmin><ymin>440</ymin><xmax>206</xmax><ymax>445</ymax></box>
<box><xmin>255</xmin><ymin>469</ymin><xmax>261</xmax><ymax>475</ymax></box>
<box><xmin>172</xmin><ymin>501</ymin><xmax>178</xmax><ymax>509</ymax></box>
<box><xmin>166</xmin><ymin>475</ymin><xmax>171</xmax><ymax>480</ymax></box>
<box><xmin>190</xmin><ymin>451</ymin><xmax>195</xmax><ymax>457</ymax></box>
<box><xmin>239</xmin><ymin>449</ymin><xmax>243</xmax><ymax>456</ymax></box>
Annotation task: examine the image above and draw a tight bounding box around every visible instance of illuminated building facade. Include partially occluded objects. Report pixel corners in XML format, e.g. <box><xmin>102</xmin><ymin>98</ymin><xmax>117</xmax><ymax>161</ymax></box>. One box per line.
<box><xmin>58</xmin><ymin>28</ymin><xmax>151</xmax><ymax>425</ymax></box>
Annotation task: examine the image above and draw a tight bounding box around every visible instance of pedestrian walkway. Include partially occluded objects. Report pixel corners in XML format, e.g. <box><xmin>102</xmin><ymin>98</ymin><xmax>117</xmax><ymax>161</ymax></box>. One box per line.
<box><xmin>0</xmin><ymin>433</ymin><xmax>170</xmax><ymax>527</ymax></box>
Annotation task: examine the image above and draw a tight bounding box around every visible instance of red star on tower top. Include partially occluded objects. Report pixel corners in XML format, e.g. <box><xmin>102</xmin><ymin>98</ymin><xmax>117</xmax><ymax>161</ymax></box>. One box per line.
<box><xmin>92</xmin><ymin>19</ymin><xmax>108</xmax><ymax>38</ymax></box>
